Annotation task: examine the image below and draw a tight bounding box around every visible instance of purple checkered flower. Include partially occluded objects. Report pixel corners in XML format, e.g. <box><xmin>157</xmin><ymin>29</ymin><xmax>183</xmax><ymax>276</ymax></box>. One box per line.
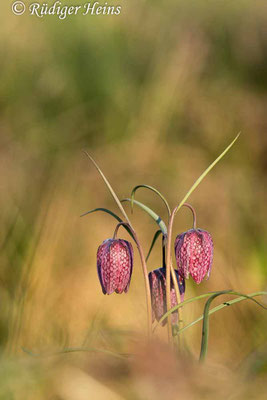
<box><xmin>175</xmin><ymin>229</ymin><xmax>213</xmax><ymax>284</ymax></box>
<box><xmin>148</xmin><ymin>267</ymin><xmax>185</xmax><ymax>326</ymax></box>
<box><xmin>97</xmin><ymin>239</ymin><xmax>133</xmax><ymax>295</ymax></box>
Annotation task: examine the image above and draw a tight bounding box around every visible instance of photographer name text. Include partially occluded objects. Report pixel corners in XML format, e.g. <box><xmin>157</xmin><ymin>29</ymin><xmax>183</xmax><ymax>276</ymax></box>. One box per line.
<box><xmin>12</xmin><ymin>1</ymin><xmax>122</xmax><ymax>18</ymax></box>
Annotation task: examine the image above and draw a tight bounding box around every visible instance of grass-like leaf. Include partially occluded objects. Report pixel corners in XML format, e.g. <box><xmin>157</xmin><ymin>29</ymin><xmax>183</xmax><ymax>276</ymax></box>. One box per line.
<box><xmin>80</xmin><ymin>207</ymin><xmax>135</xmax><ymax>240</ymax></box>
<box><xmin>121</xmin><ymin>198</ymin><xmax>167</xmax><ymax>234</ymax></box>
<box><xmin>153</xmin><ymin>292</ymin><xmax>218</xmax><ymax>331</ymax></box>
<box><xmin>153</xmin><ymin>289</ymin><xmax>267</xmax><ymax>332</ymax></box>
<box><xmin>199</xmin><ymin>290</ymin><xmax>267</xmax><ymax>362</ymax></box>
<box><xmin>174</xmin><ymin>133</ymin><xmax>240</xmax><ymax>215</ymax></box>
<box><xmin>83</xmin><ymin>152</ymin><xmax>132</xmax><ymax>227</ymax></box>
<box><xmin>131</xmin><ymin>185</ymin><xmax>171</xmax><ymax>217</ymax></box>
<box><xmin>81</xmin><ymin>207</ymin><xmax>123</xmax><ymax>221</ymax></box>
<box><xmin>177</xmin><ymin>291</ymin><xmax>267</xmax><ymax>336</ymax></box>
<box><xmin>22</xmin><ymin>346</ymin><xmax>127</xmax><ymax>359</ymax></box>
<box><xmin>146</xmin><ymin>230</ymin><xmax>162</xmax><ymax>262</ymax></box>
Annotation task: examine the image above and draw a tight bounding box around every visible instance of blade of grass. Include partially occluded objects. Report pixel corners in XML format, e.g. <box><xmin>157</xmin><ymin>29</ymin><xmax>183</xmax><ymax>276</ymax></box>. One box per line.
<box><xmin>153</xmin><ymin>292</ymin><xmax>219</xmax><ymax>332</ymax></box>
<box><xmin>174</xmin><ymin>133</ymin><xmax>240</xmax><ymax>215</ymax></box>
<box><xmin>83</xmin><ymin>152</ymin><xmax>132</xmax><ymax>227</ymax></box>
<box><xmin>146</xmin><ymin>230</ymin><xmax>162</xmax><ymax>262</ymax></box>
<box><xmin>131</xmin><ymin>185</ymin><xmax>171</xmax><ymax>217</ymax></box>
<box><xmin>177</xmin><ymin>291</ymin><xmax>267</xmax><ymax>336</ymax></box>
<box><xmin>22</xmin><ymin>346</ymin><xmax>127</xmax><ymax>359</ymax></box>
<box><xmin>83</xmin><ymin>153</ymin><xmax>152</xmax><ymax>337</ymax></box>
<box><xmin>80</xmin><ymin>207</ymin><xmax>135</xmax><ymax>240</ymax></box>
<box><xmin>165</xmin><ymin>134</ymin><xmax>240</xmax><ymax>341</ymax></box>
<box><xmin>121</xmin><ymin>198</ymin><xmax>167</xmax><ymax>234</ymax></box>
<box><xmin>155</xmin><ymin>289</ymin><xmax>267</xmax><ymax>332</ymax></box>
<box><xmin>81</xmin><ymin>207</ymin><xmax>122</xmax><ymax>221</ymax></box>
<box><xmin>199</xmin><ymin>290</ymin><xmax>267</xmax><ymax>362</ymax></box>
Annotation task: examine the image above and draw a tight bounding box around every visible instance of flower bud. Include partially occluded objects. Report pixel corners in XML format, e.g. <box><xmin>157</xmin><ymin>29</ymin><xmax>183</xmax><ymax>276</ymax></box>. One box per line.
<box><xmin>175</xmin><ymin>229</ymin><xmax>213</xmax><ymax>284</ymax></box>
<box><xmin>148</xmin><ymin>267</ymin><xmax>185</xmax><ymax>326</ymax></box>
<box><xmin>97</xmin><ymin>239</ymin><xmax>133</xmax><ymax>295</ymax></box>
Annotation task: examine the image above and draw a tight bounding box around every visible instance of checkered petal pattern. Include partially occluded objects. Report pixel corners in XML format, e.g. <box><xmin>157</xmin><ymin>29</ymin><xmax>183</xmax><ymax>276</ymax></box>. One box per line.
<box><xmin>148</xmin><ymin>267</ymin><xmax>185</xmax><ymax>326</ymax></box>
<box><xmin>175</xmin><ymin>229</ymin><xmax>213</xmax><ymax>284</ymax></box>
<box><xmin>97</xmin><ymin>239</ymin><xmax>133</xmax><ymax>295</ymax></box>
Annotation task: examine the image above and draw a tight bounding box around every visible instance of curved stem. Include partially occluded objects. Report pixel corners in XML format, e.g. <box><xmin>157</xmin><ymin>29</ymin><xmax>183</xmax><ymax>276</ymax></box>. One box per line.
<box><xmin>170</xmin><ymin>261</ymin><xmax>182</xmax><ymax>346</ymax></box>
<box><xmin>199</xmin><ymin>290</ymin><xmax>231</xmax><ymax>362</ymax></box>
<box><xmin>131</xmin><ymin>185</ymin><xmax>171</xmax><ymax>219</ymax></box>
<box><xmin>165</xmin><ymin>207</ymin><xmax>179</xmax><ymax>343</ymax></box>
<box><xmin>166</xmin><ymin>203</ymin><xmax>197</xmax><ymax>343</ymax></box>
<box><xmin>80</xmin><ymin>208</ymin><xmax>135</xmax><ymax>241</ymax></box>
<box><xmin>162</xmin><ymin>233</ymin><xmax>182</xmax><ymax>345</ymax></box>
<box><xmin>121</xmin><ymin>198</ymin><xmax>167</xmax><ymax>234</ymax></box>
<box><xmin>153</xmin><ymin>289</ymin><xmax>267</xmax><ymax>332</ymax></box>
<box><xmin>182</xmin><ymin>203</ymin><xmax>197</xmax><ymax>230</ymax></box>
<box><xmin>166</xmin><ymin>204</ymin><xmax>190</xmax><ymax>345</ymax></box>
<box><xmin>113</xmin><ymin>222</ymin><xmax>130</xmax><ymax>240</ymax></box>
<box><xmin>112</xmin><ymin>222</ymin><xmax>152</xmax><ymax>338</ymax></box>
<box><xmin>199</xmin><ymin>290</ymin><xmax>267</xmax><ymax>362</ymax></box>
<box><xmin>83</xmin><ymin>153</ymin><xmax>152</xmax><ymax>337</ymax></box>
<box><xmin>153</xmin><ymin>292</ymin><xmax>217</xmax><ymax>332</ymax></box>
<box><xmin>132</xmin><ymin>232</ymin><xmax>153</xmax><ymax>339</ymax></box>
<box><xmin>162</xmin><ymin>234</ymin><xmax>167</xmax><ymax>268</ymax></box>
<box><xmin>177</xmin><ymin>291</ymin><xmax>267</xmax><ymax>336</ymax></box>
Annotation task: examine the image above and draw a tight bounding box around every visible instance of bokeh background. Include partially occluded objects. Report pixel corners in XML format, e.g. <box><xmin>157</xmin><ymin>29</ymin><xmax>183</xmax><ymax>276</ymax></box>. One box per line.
<box><xmin>1</xmin><ymin>0</ymin><xmax>267</xmax><ymax>398</ymax></box>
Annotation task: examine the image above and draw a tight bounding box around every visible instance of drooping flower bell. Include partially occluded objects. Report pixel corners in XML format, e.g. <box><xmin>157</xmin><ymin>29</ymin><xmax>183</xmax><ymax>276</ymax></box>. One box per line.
<box><xmin>148</xmin><ymin>267</ymin><xmax>185</xmax><ymax>326</ymax></box>
<box><xmin>97</xmin><ymin>239</ymin><xmax>133</xmax><ymax>295</ymax></box>
<box><xmin>175</xmin><ymin>229</ymin><xmax>213</xmax><ymax>284</ymax></box>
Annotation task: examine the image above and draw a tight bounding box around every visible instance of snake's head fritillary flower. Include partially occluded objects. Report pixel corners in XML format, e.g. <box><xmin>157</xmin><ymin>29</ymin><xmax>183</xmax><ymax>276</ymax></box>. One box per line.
<box><xmin>148</xmin><ymin>267</ymin><xmax>185</xmax><ymax>326</ymax></box>
<box><xmin>97</xmin><ymin>239</ymin><xmax>133</xmax><ymax>295</ymax></box>
<box><xmin>174</xmin><ymin>229</ymin><xmax>213</xmax><ymax>284</ymax></box>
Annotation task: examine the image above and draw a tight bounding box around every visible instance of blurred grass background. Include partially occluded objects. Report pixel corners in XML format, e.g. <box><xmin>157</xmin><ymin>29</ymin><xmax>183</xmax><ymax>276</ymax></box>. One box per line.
<box><xmin>0</xmin><ymin>0</ymin><xmax>267</xmax><ymax>398</ymax></box>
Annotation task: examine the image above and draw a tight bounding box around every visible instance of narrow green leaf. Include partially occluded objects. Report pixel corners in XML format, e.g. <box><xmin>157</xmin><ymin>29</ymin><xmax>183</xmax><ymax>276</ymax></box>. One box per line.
<box><xmin>131</xmin><ymin>185</ymin><xmax>171</xmax><ymax>217</ymax></box>
<box><xmin>177</xmin><ymin>291</ymin><xmax>267</xmax><ymax>336</ymax></box>
<box><xmin>146</xmin><ymin>230</ymin><xmax>162</xmax><ymax>262</ymax></box>
<box><xmin>121</xmin><ymin>198</ymin><xmax>167</xmax><ymax>234</ymax></box>
<box><xmin>83</xmin><ymin>152</ymin><xmax>132</xmax><ymax>227</ymax></box>
<box><xmin>199</xmin><ymin>290</ymin><xmax>267</xmax><ymax>362</ymax></box>
<box><xmin>175</xmin><ymin>133</ymin><xmax>240</xmax><ymax>215</ymax></box>
<box><xmin>153</xmin><ymin>288</ymin><xmax>267</xmax><ymax>332</ymax></box>
<box><xmin>22</xmin><ymin>346</ymin><xmax>126</xmax><ymax>359</ymax></box>
<box><xmin>153</xmin><ymin>292</ymin><xmax>218</xmax><ymax>331</ymax></box>
<box><xmin>81</xmin><ymin>207</ymin><xmax>123</xmax><ymax>221</ymax></box>
<box><xmin>80</xmin><ymin>207</ymin><xmax>134</xmax><ymax>240</ymax></box>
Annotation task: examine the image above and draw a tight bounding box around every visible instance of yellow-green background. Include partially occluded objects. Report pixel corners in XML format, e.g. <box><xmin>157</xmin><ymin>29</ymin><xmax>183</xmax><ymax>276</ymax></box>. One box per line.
<box><xmin>0</xmin><ymin>0</ymin><xmax>267</xmax><ymax>398</ymax></box>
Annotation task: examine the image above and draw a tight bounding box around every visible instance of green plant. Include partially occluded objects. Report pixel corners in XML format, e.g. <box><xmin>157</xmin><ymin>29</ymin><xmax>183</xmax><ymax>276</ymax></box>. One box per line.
<box><xmin>81</xmin><ymin>133</ymin><xmax>267</xmax><ymax>362</ymax></box>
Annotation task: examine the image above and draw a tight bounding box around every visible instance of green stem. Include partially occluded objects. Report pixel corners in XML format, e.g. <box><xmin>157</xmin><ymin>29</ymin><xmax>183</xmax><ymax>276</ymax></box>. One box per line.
<box><xmin>178</xmin><ymin>291</ymin><xmax>267</xmax><ymax>335</ymax></box>
<box><xmin>121</xmin><ymin>198</ymin><xmax>167</xmax><ymax>234</ymax></box>
<box><xmin>111</xmin><ymin>222</ymin><xmax>152</xmax><ymax>338</ymax></box>
<box><xmin>182</xmin><ymin>203</ymin><xmax>197</xmax><ymax>229</ymax></box>
<box><xmin>165</xmin><ymin>208</ymin><xmax>177</xmax><ymax>343</ymax></box>
<box><xmin>131</xmin><ymin>184</ymin><xmax>171</xmax><ymax>219</ymax></box>
<box><xmin>199</xmin><ymin>290</ymin><xmax>267</xmax><ymax>362</ymax></box>
<box><xmin>174</xmin><ymin>134</ymin><xmax>240</xmax><ymax>217</ymax></box>
<box><xmin>161</xmin><ymin>233</ymin><xmax>182</xmax><ymax>344</ymax></box>
<box><xmin>83</xmin><ymin>153</ymin><xmax>152</xmax><ymax>337</ymax></box>
<box><xmin>134</xmin><ymin>234</ymin><xmax>153</xmax><ymax>339</ymax></box>
<box><xmin>153</xmin><ymin>292</ymin><xmax>216</xmax><ymax>332</ymax></box>
<box><xmin>199</xmin><ymin>290</ymin><xmax>232</xmax><ymax>362</ymax></box>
